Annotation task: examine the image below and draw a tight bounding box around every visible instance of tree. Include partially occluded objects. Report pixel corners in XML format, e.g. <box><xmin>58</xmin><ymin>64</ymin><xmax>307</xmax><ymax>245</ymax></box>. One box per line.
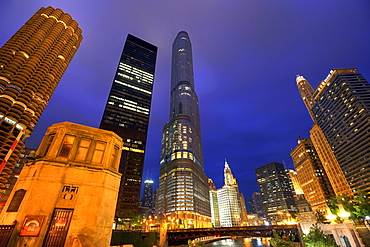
<box><xmin>303</xmin><ymin>224</ymin><xmax>339</xmax><ymax>247</ymax></box>
<box><xmin>352</xmin><ymin>190</ymin><xmax>370</xmax><ymax>219</ymax></box>
<box><xmin>269</xmin><ymin>230</ymin><xmax>296</xmax><ymax>247</ymax></box>
<box><xmin>115</xmin><ymin>211</ymin><xmax>143</xmax><ymax>230</ymax></box>
<box><xmin>328</xmin><ymin>190</ymin><xmax>370</xmax><ymax>224</ymax></box>
<box><xmin>314</xmin><ymin>210</ymin><xmax>328</xmax><ymax>223</ymax></box>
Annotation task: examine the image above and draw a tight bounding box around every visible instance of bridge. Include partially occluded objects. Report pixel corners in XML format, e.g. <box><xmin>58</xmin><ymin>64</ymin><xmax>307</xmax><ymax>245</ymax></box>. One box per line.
<box><xmin>166</xmin><ymin>224</ymin><xmax>301</xmax><ymax>246</ymax></box>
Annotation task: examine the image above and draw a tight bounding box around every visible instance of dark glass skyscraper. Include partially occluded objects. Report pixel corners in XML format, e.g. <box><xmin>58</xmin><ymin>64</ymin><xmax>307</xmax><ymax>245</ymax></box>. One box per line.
<box><xmin>100</xmin><ymin>34</ymin><xmax>157</xmax><ymax>215</ymax></box>
<box><xmin>255</xmin><ymin>162</ymin><xmax>297</xmax><ymax>223</ymax></box>
<box><xmin>251</xmin><ymin>192</ymin><xmax>264</xmax><ymax>218</ymax></box>
<box><xmin>157</xmin><ymin>32</ymin><xmax>211</xmax><ymax>228</ymax></box>
<box><xmin>0</xmin><ymin>6</ymin><xmax>82</xmax><ymax>189</ymax></box>
<box><xmin>141</xmin><ymin>180</ymin><xmax>154</xmax><ymax>213</ymax></box>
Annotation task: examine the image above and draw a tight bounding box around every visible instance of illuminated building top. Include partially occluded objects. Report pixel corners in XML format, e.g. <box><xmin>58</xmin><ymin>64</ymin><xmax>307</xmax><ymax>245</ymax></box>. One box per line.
<box><xmin>224</xmin><ymin>160</ymin><xmax>237</xmax><ymax>187</ymax></box>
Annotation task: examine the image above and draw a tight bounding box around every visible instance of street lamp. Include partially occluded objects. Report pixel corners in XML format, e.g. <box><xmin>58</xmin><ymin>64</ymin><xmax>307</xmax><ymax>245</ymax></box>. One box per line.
<box><xmin>277</xmin><ymin>211</ymin><xmax>284</xmax><ymax>224</ymax></box>
<box><xmin>338</xmin><ymin>204</ymin><xmax>351</xmax><ymax>224</ymax></box>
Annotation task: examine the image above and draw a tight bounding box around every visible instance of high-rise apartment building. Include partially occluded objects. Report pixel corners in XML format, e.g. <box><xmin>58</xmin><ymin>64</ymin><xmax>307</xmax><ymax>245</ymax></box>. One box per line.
<box><xmin>297</xmin><ymin>68</ymin><xmax>370</xmax><ymax>194</ymax></box>
<box><xmin>0</xmin><ymin>6</ymin><xmax>82</xmax><ymax>188</ymax></box>
<box><xmin>156</xmin><ymin>31</ymin><xmax>211</xmax><ymax>228</ymax></box>
<box><xmin>141</xmin><ymin>180</ymin><xmax>154</xmax><ymax>214</ymax></box>
<box><xmin>297</xmin><ymin>75</ymin><xmax>352</xmax><ymax>197</ymax></box>
<box><xmin>290</xmin><ymin>138</ymin><xmax>335</xmax><ymax>212</ymax></box>
<box><xmin>255</xmin><ymin>162</ymin><xmax>297</xmax><ymax>223</ymax></box>
<box><xmin>100</xmin><ymin>34</ymin><xmax>157</xmax><ymax>215</ymax></box>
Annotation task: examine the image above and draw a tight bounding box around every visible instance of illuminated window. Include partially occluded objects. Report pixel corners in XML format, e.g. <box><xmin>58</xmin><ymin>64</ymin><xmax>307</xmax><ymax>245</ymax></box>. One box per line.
<box><xmin>176</xmin><ymin>152</ymin><xmax>181</xmax><ymax>159</ymax></box>
<box><xmin>58</xmin><ymin>55</ymin><xmax>65</xmax><ymax>61</ymax></box>
<box><xmin>75</xmin><ymin>139</ymin><xmax>91</xmax><ymax>161</ymax></box>
<box><xmin>43</xmin><ymin>134</ymin><xmax>55</xmax><ymax>156</ymax></box>
<box><xmin>59</xmin><ymin>135</ymin><xmax>76</xmax><ymax>158</ymax></box>
<box><xmin>92</xmin><ymin>141</ymin><xmax>106</xmax><ymax>163</ymax></box>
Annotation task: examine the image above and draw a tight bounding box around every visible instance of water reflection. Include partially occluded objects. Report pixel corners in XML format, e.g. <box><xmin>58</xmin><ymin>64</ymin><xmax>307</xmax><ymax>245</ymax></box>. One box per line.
<box><xmin>204</xmin><ymin>237</ymin><xmax>270</xmax><ymax>247</ymax></box>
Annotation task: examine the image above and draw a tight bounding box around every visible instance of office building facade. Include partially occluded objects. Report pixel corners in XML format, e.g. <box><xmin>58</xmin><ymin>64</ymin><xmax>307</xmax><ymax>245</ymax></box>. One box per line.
<box><xmin>0</xmin><ymin>6</ymin><xmax>82</xmax><ymax>188</ymax></box>
<box><xmin>100</xmin><ymin>34</ymin><xmax>157</xmax><ymax>214</ymax></box>
<box><xmin>217</xmin><ymin>186</ymin><xmax>241</xmax><ymax>227</ymax></box>
<box><xmin>210</xmin><ymin>161</ymin><xmax>247</xmax><ymax>227</ymax></box>
<box><xmin>287</xmin><ymin>169</ymin><xmax>304</xmax><ymax>196</ymax></box>
<box><xmin>156</xmin><ymin>32</ymin><xmax>211</xmax><ymax>228</ymax></box>
<box><xmin>141</xmin><ymin>180</ymin><xmax>154</xmax><ymax>214</ymax></box>
<box><xmin>218</xmin><ymin>161</ymin><xmax>247</xmax><ymax>227</ymax></box>
<box><xmin>208</xmin><ymin>179</ymin><xmax>220</xmax><ymax>227</ymax></box>
<box><xmin>297</xmin><ymin>75</ymin><xmax>352</xmax><ymax>197</ymax></box>
<box><xmin>309</xmin><ymin>124</ymin><xmax>352</xmax><ymax>196</ymax></box>
<box><xmin>290</xmin><ymin>138</ymin><xmax>335</xmax><ymax>212</ymax></box>
<box><xmin>251</xmin><ymin>192</ymin><xmax>264</xmax><ymax>218</ymax></box>
<box><xmin>255</xmin><ymin>162</ymin><xmax>297</xmax><ymax>223</ymax></box>
<box><xmin>297</xmin><ymin>68</ymin><xmax>370</xmax><ymax>194</ymax></box>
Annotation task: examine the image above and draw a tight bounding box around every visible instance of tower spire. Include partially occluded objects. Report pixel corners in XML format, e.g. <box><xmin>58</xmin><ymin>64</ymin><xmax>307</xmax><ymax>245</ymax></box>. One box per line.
<box><xmin>224</xmin><ymin>160</ymin><xmax>237</xmax><ymax>186</ymax></box>
<box><xmin>296</xmin><ymin>74</ymin><xmax>316</xmax><ymax>121</ymax></box>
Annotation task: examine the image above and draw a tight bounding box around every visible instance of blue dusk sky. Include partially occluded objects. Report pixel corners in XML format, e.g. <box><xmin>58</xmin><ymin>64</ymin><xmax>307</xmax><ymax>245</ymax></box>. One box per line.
<box><xmin>1</xmin><ymin>1</ymin><xmax>369</xmax><ymax>202</ymax></box>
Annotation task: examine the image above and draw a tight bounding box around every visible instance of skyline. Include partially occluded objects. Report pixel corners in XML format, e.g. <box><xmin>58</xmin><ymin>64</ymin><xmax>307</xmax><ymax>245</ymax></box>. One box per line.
<box><xmin>1</xmin><ymin>1</ymin><xmax>369</xmax><ymax>200</ymax></box>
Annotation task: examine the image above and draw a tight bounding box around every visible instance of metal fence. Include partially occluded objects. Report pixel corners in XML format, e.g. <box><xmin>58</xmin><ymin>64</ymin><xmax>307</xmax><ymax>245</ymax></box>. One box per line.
<box><xmin>0</xmin><ymin>221</ymin><xmax>16</xmax><ymax>247</ymax></box>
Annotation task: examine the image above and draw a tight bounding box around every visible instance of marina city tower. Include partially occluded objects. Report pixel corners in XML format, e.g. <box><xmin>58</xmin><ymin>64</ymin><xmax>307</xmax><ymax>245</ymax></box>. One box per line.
<box><xmin>0</xmin><ymin>7</ymin><xmax>82</xmax><ymax>189</ymax></box>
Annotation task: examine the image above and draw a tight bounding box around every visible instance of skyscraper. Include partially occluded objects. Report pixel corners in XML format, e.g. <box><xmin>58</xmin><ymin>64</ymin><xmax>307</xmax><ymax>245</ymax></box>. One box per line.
<box><xmin>156</xmin><ymin>31</ymin><xmax>211</xmax><ymax>228</ymax></box>
<box><xmin>100</xmin><ymin>34</ymin><xmax>157</xmax><ymax>215</ymax></box>
<box><xmin>287</xmin><ymin>170</ymin><xmax>304</xmax><ymax>196</ymax></box>
<box><xmin>208</xmin><ymin>179</ymin><xmax>220</xmax><ymax>227</ymax></box>
<box><xmin>309</xmin><ymin>124</ymin><xmax>352</xmax><ymax>196</ymax></box>
<box><xmin>290</xmin><ymin>138</ymin><xmax>335</xmax><ymax>212</ymax></box>
<box><xmin>296</xmin><ymin>75</ymin><xmax>351</xmax><ymax>196</ymax></box>
<box><xmin>0</xmin><ymin>6</ymin><xmax>82</xmax><ymax>188</ymax></box>
<box><xmin>251</xmin><ymin>192</ymin><xmax>264</xmax><ymax>218</ymax></box>
<box><xmin>217</xmin><ymin>161</ymin><xmax>247</xmax><ymax>227</ymax></box>
<box><xmin>141</xmin><ymin>180</ymin><xmax>154</xmax><ymax>214</ymax></box>
<box><xmin>297</xmin><ymin>68</ymin><xmax>370</xmax><ymax>194</ymax></box>
<box><xmin>255</xmin><ymin>162</ymin><xmax>297</xmax><ymax>223</ymax></box>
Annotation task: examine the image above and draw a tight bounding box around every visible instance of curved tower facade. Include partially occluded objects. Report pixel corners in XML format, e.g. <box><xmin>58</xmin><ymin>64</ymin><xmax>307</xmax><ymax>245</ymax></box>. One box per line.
<box><xmin>157</xmin><ymin>32</ymin><xmax>211</xmax><ymax>229</ymax></box>
<box><xmin>0</xmin><ymin>6</ymin><xmax>82</xmax><ymax>188</ymax></box>
<box><xmin>296</xmin><ymin>75</ymin><xmax>316</xmax><ymax>121</ymax></box>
